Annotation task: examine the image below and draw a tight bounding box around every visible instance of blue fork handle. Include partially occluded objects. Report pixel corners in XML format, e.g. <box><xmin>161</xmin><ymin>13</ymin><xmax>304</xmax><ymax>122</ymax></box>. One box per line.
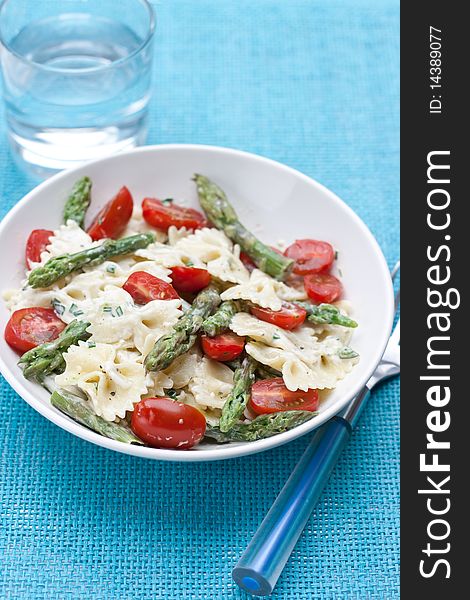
<box><xmin>232</xmin><ymin>416</ymin><xmax>353</xmax><ymax>596</ymax></box>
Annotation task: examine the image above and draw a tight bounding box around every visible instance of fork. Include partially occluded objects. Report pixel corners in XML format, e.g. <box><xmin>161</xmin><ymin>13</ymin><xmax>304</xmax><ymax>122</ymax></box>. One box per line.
<box><xmin>232</xmin><ymin>262</ymin><xmax>400</xmax><ymax>596</ymax></box>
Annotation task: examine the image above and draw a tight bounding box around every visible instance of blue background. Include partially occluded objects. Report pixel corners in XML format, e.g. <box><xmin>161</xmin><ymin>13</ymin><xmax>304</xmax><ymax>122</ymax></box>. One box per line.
<box><xmin>0</xmin><ymin>1</ymin><xmax>400</xmax><ymax>598</ymax></box>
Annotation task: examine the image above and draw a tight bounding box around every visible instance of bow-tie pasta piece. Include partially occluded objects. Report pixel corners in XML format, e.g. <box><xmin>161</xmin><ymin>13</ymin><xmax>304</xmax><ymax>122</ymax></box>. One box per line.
<box><xmin>55</xmin><ymin>342</ymin><xmax>148</xmax><ymax>421</ymax></box>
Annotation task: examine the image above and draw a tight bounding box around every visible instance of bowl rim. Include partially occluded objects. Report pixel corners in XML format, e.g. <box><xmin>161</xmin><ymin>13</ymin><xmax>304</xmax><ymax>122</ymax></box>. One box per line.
<box><xmin>0</xmin><ymin>143</ymin><xmax>394</xmax><ymax>461</ymax></box>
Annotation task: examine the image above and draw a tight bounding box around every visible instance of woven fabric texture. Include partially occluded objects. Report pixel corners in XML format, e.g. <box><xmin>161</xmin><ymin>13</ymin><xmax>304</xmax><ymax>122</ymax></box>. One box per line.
<box><xmin>0</xmin><ymin>1</ymin><xmax>399</xmax><ymax>598</ymax></box>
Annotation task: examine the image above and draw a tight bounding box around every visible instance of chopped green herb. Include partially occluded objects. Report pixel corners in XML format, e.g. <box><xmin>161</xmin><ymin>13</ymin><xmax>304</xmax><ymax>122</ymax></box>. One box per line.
<box><xmin>102</xmin><ymin>306</ymin><xmax>113</xmax><ymax>313</ymax></box>
<box><xmin>52</xmin><ymin>299</ymin><xmax>65</xmax><ymax>316</ymax></box>
<box><xmin>185</xmin><ymin>260</ymin><xmax>194</xmax><ymax>267</ymax></box>
<box><xmin>115</xmin><ymin>306</ymin><xmax>124</xmax><ymax>317</ymax></box>
<box><xmin>162</xmin><ymin>198</ymin><xmax>174</xmax><ymax>205</ymax></box>
<box><xmin>272</xmin><ymin>333</ymin><xmax>280</xmax><ymax>340</ymax></box>
<box><xmin>68</xmin><ymin>303</ymin><xmax>84</xmax><ymax>317</ymax></box>
<box><xmin>106</xmin><ymin>264</ymin><xmax>117</xmax><ymax>274</ymax></box>
<box><xmin>165</xmin><ymin>389</ymin><xmax>178</xmax><ymax>399</ymax></box>
<box><xmin>334</xmin><ymin>250</ymin><xmax>338</xmax><ymax>260</ymax></box>
<box><xmin>87</xmin><ymin>341</ymin><xmax>96</xmax><ymax>348</ymax></box>
<box><xmin>339</xmin><ymin>346</ymin><xmax>359</xmax><ymax>359</ymax></box>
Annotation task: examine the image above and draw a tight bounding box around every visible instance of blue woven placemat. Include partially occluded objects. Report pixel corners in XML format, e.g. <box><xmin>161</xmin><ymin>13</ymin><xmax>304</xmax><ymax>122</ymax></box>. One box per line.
<box><xmin>0</xmin><ymin>1</ymin><xmax>399</xmax><ymax>598</ymax></box>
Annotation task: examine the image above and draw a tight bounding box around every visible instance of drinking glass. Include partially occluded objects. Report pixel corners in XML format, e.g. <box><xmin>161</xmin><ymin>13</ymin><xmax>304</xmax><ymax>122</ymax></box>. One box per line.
<box><xmin>0</xmin><ymin>0</ymin><xmax>155</xmax><ymax>177</ymax></box>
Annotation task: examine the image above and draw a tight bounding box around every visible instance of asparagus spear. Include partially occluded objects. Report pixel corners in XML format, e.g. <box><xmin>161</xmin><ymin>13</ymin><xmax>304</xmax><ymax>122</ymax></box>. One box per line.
<box><xmin>63</xmin><ymin>176</ymin><xmax>92</xmax><ymax>227</ymax></box>
<box><xmin>219</xmin><ymin>356</ymin><xmax>257</xmax><ymax>432</ymax></box>
<box><xmin>50</xmin><ymin>390</ymin><xmax>144</xmax><ymax>445</ymax></box>
<box><xmin>28</xmin><ymin>232</ymin><xmax>155</xmax><ymax>288</ymax></box>
<box><xmin>202</xmin><ymin>300</ymin><xmax>239</xmax><ymax>336</ymax></box>
<box><xmin>296</xmin><ymin>301</ymin><xmax>358</xmax><ymax>328</ymax></box>
<box><xmin>144</xmin><ymin>285</ymin><xmax>221</xmax><ymax>371</ymax></box>
<box><xmin>19</xmin><ymin>319</ymin><xmax>91</xmax><ymax>381</ymax></box>
<box><xmin>194</xmin><ymin>174</ymin><xmax>293</xmax><ymax>281</ymax></box>
<box><xmin>206</xmin><ymin>410</ymin><xmax>316</xmax><ymax>443</ymax></box>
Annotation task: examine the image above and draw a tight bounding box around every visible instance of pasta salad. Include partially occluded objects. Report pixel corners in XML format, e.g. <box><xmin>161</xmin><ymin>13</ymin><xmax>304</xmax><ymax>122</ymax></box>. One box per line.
<box><xmin>3</xmin><ymin>174</ymin><xmax>359</xmax><ymax>449</ymax></box>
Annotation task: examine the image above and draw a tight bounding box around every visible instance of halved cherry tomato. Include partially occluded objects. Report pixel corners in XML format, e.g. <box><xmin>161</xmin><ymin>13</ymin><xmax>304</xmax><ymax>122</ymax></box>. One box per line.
<box><xmin>142</xmin><ymin>198</ymin><xmax>207</xmax><ymax>231</ymax></box>
<box><xmin>131</xmin><ymin>397</ymin><xmax>206</xmax><ymax>449</ymax></box>
<box><xmin>284</xmin><ymin>239</ymin><xmax>335</xmax><ymax>275</ymax></box>
<box><xmin>201</xmin><ymin>333</ymin><xmax>245</xmax><ymax>361</ymax></box>
<box><xmin>87</xmin><ymin>186</ymin><xmax>134</xmax><ymax>240</ymax></box>
<box><xmin>240</xmin><ymin>251</ymin><xmax>256</xmax><ymax>272</ymax></box>
<box><xmin>25</xmin><ymin>229</ymin><xmax>53</xmax><ymax>268</ymax></box>
<box><xmin>170</xmin><ymin>266</ymin><xmax>211</xmax><ymax>293</ymax></box>
<box><xmin>4</xmin><ymin>308</ymin><xmax>66</xmax><ymax>353</ymax></box>
<box><xmin>250</xmin><ymin>302</ymin><xmax>306</xmax><ymax>330</ymax></box>
<box><xmin>123</xmin><ymin>271</ymin><xmax>179</xmax><ymax>304</ymax></box>
<box><xmin>304</xmin><ymin>273</ymin><xmax>343</xmax><ymax>304</ymax></box>
<box><xmin>249</xmin><ymin>378</ymin><xmax>319</xmax><ymax>414</ymax></box>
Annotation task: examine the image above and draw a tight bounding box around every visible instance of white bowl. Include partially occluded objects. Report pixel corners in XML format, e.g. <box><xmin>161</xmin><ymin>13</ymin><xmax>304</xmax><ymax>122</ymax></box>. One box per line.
<box><xmin>0</xmin><ymin>144</ymin><xmax>394</xmax><ymax>461</ymax></box>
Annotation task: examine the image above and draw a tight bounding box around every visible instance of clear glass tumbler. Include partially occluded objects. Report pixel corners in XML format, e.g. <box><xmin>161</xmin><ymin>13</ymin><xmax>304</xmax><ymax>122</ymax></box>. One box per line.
<box><xmin>0</xmin><ymin>0</ymin><xmax>155</xmax><ymax>177</ymax></box>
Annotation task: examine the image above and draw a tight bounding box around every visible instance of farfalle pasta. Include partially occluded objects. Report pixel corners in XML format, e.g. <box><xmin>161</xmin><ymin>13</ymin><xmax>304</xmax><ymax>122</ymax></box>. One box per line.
<box><xmin>55</xmin><ymin>342</ymin><xmax>148</xmax><ymax>421</ymax></box>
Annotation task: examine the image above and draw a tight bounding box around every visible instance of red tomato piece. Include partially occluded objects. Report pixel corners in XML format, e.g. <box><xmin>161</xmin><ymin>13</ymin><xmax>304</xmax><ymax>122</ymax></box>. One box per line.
<box><xmin>87</xmin><ymin>186</ymin><xmax>134</xmax><ymax>240</ymax></box>
<box><xmin>142</xmin><ymin>198</ymin><xmax>207</xmax><ymax>231</ymax></box>
<box><xmin>200</xmin><ymin>333</ymin><xmax>245</xmax><ymax>362</ymax></box>
<box><xmin>304</xmin><ymin>273</ymin><xmax>343</xmax><ymax>304</ymax></box>
<box><xmin>170</xmin><ymin>266</ymin><xmax>211</xmax><ymax>293</ymax></box>
<box><xmin>4</xmin><ymin>308</ymin><xmax>66</xmax><ymax>353</ymax></box>
<box><xmin>250</xmin><ymin>302</ymin><xmax>307</xmax><ymax>330</ymax></box>
<box><xmin>284</xmin><ymin>239</ymin><xmax>335</xmax><ymax>275</ymax></box>
<box><xmin>25</xmin><ymin>229</ymin><xmax>53</xmax><ymax>269</ymax></box>
<box><xmin>131</xmin><ymin>397</ymin><xmax>206</xmax><ymax>449</ymax></box>
<box><xmin>240</xmin><ymin>251</ymin><xmax>256</xmax><ymax>272</ymax></box>
<box><xmin>249</xmin><ymin>378</ymin><xmax>319</xmax><ymax>414</ymax></box>
<box><xmin>123</xmin><ymin>271</ymin><xmax>179</xmax><ymax>304</ymax></box>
